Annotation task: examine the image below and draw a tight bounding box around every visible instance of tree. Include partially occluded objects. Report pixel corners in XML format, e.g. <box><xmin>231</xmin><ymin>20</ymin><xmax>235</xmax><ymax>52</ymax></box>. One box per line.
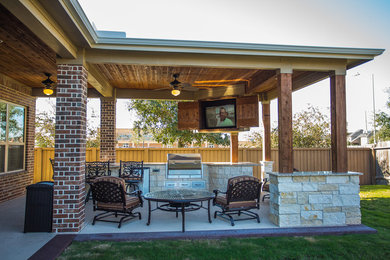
<box><xmin>374</xmin><ymin>88</ymin><xmax>390</xmax><ymax>142</ymax></box>
<box><xmin>249</xmin><ymin>105</ymin><xmax>331</xmax><ymax>148</ymax></box>
<box><xmin>35</xmin><ymin>99</ymin><xmax>101</xmax><ymax>148</ymax></box>
<box><xmin>128</xmin><ymin>100</ymin><xmax>230</xmax><ymax>147</ymax></box>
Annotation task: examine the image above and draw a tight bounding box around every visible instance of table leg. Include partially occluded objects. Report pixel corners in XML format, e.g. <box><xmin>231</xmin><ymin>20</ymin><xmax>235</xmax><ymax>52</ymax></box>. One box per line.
<box><xmin>208</xmin><ymin>199</ymin><xmax>212</xmax><ymax>223</ymax></box>
<box><xmin>181</xmin><ymin>202</ymin><xmax>185</xmax><ymax>232</ymax></box>
<box><xmin>147</xmin><ymin>200</ymin><xmax>151</xmax><ymax>226</ymax></box>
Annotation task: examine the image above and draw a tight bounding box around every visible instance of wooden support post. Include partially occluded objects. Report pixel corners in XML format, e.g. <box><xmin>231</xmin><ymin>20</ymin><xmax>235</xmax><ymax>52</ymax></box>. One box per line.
<box><xmin>330</xmin><ymin>74</ymin><xmax>348</xmax><ymax>172</ymax></box>
<box><xmin>277</xmin><ymin>73</ymin><xmax>293</xmax><ymax>173</ymax></box>
<box><xmin>262</xmin><ymin>101</ymin><xmax>272</xmax><ymax>161</ymax></box>
<box><xmin>230</xmin><ymin>133</ymin><xmax>239</xmax><ymax>163</ymax></box>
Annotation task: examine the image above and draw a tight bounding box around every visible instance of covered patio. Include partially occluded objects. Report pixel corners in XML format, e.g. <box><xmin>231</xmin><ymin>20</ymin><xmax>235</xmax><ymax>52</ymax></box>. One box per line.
<box><xmin>0</xmin><ymin>0</ymin><xmax>385</xmax><ymax>245</ymax></box>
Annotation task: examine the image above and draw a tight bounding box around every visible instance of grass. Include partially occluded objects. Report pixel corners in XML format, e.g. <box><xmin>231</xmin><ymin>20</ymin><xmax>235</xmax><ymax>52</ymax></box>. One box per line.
<box><xmin>59</xmin><ymin>185</ymin><xmax>390</xmax><ymax>260</ymax></box>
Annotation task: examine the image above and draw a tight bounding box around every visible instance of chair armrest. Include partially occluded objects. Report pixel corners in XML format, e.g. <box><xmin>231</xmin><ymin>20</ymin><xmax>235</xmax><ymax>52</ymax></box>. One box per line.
<box><xmin>213</xmin><ymin>189</ymin><xmax>226</xmax><ymax>196</ymax></box>
<box><xmin>126</xmin><ymin>190</ymin><xmax>143</xmax><ymax>207</ymax></box>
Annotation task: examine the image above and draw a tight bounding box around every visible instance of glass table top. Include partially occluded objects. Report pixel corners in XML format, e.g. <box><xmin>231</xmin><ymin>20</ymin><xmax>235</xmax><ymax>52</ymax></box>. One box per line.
<box><xmin>144</xmin><ymin>189</ymin><xmax>214</xmax><ymax>201</ymax></box>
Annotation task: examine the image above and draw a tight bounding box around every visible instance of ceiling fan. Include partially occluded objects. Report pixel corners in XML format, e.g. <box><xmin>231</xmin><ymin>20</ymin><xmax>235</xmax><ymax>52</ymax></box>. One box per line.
<box><xmin>155</xmin><ymin>73</ymin><xmax>199</xmax><ymax>96</ymax></box>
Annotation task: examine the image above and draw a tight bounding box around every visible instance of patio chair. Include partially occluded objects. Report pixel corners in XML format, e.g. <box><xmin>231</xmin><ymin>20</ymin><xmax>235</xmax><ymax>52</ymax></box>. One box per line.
<box><xmin>261</xmin><ymin>168</ymin><xmax>299</xmax><ymax>201</ymax></box>
<box><xmin>213</xmin><ymin>175</ymin><xmax>262</xmax><ymax>226</ymax></box>
<box><xmin>90</xmin><ymin>176</ymin><xmax>142</xmax><ymax>228</ymax></box>
<box><xmin>119</xmin><ymin>160</ymin><xmax>144</xmax><ymax>192</ymax></box>
<box><xmin>85</xmin><ymin>161</ymin><xmax>111</xmax><ymax>202</ymax></box>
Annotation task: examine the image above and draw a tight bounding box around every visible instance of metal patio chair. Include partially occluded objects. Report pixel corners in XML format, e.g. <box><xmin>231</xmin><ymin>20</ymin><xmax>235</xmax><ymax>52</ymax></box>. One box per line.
<box><xmin>90</xmin><ymin>176</ymin><xmax>142</xmax><ymax>228</ymax></box>
<box><xmin>213</xmin><ymin>175</ymin><xmax>262</xmax><ymax>226</ymax></box>
<box><xmin>85</xmin><ymin>161</ymin><xmax>111</xmax><ymax>202</ymax></box>
<box><xmin>119</xmin><ymin>160</ymin><xmax>144</xmax><ymax>192</ymax></box>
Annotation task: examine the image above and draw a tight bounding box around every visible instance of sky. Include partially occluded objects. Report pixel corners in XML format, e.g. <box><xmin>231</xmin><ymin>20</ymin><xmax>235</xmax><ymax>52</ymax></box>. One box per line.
<box><xmin>38</xmin><ymin>0</ymin><xmax>390</xmax><ymax>139</ymax></box>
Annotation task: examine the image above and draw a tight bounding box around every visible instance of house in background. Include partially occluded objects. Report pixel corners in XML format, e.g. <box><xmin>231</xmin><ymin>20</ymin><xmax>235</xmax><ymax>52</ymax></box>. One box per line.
<box><xmin>348</xmin><ymin>129</ymin><xmax>373</xmax><ymax>146</ymax></box>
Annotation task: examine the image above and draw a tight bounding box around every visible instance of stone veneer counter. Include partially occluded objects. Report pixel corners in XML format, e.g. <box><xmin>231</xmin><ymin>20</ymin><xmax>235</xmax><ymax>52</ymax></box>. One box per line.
<box><xmin>206</xmin><ymin>162</ymin><xmax>260</xmax><ymax>192</ymax></box>
<box><xmin>268</xmin><ymin>171</ymin><xmax>362</xmax><ymax>227</ymax></box>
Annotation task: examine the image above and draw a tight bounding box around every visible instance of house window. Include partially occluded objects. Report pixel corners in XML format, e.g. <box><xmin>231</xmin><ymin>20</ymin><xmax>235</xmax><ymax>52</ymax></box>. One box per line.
<box><xmin>0</xmin><ymin>101</ymin><xmax>26</xmax><ymax>173</ymax></box>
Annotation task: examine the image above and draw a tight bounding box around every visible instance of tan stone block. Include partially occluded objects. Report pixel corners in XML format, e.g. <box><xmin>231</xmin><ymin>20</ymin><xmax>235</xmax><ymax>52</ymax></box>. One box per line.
<box><xmin>300</xmin><ymin>219</ymin><xmax>323</xmax><ymax>226</ymax></box>
<box><xmin>293</xmin><ymin>176</ymin><xmax>310</xmax><ymax>182</ymax></box>
<box><xmin>346</xmin><ymin>217</ymin><xmax>361</xmax><ymax>225</ymax></box>
<box><xmin>323</xmin><ymin>206</ymin><xmax>342</xmax><ymax>213</ymax></box>
<box><xmin>280</xmin><ymin>198</ymin><xmax>297</xmax><ymax>204</ymax></box>
<box><xmin>318</xmin><ymin>184</ymin><xmax>338</xmax><ymax>191</ymax></box>
<box><xmin>310</xmin><ymin>176</ymin><xmax>326</xmax><ymax>182</ymax></box>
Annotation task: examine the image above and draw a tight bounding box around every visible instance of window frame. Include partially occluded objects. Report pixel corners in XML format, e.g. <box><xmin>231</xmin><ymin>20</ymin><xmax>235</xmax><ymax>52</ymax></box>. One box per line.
<box><xmin>0</xmin><ymin>99</ymin><xmax>26</xmax><ymax>174</ymax></box>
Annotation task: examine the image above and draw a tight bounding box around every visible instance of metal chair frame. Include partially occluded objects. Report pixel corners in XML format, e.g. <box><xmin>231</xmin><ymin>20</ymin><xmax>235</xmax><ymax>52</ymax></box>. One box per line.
<box><xmin>213</xmin><ymin>176</ymin><xmax>262</xmax><ymax>226</ymax></box>
<box><xmin>85</xmin><ymin>161</ymin><xmax>111</xmax><ymax>202</ymax></box>
<box><xmin>119</xmin><ymin>160</ymin><xmax>144</xmax><ymax>192</ymax></box>
<box><xmin>91</xmin><ymin>177</ymin><xmax>142</xmax><ymax>228</ymax></box>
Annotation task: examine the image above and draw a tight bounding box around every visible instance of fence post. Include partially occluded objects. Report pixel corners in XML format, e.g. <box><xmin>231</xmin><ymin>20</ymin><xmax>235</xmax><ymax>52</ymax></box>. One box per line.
<box><xmin>144</xmin><ymin>148</ymin><xmax>149</xmax><ymax>162</ymax></box>
<box><xmin>371</xmin><ymin>148</ymin><xmax>376</xmax><ymax>185</ymax></box>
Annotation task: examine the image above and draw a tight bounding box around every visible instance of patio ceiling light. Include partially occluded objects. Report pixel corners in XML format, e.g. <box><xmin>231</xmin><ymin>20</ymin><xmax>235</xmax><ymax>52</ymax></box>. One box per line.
<box><xmin>171</xmin><ymin>86</ymin><xmax>181</xmax><ymax>96</ymax></box>
<box><xmin>42</xmin><ymin>73</ymin><xmax>55</xmax><ymax>96</ymax></box>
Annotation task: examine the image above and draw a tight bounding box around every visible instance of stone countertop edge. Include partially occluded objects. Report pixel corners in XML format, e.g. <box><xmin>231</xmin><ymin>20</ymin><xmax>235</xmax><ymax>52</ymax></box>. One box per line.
<box><xmin>111</xmin><ymin>162</ymin><xmax>260</xmax><ymax>167</ymax></box>
<box><xmin>203</xmin><ymin>162</ymin><xmax>260</xmax><ymax>166</ymax></box>
<box><xmin>268</xmin><ymin>171</ymin><xmax>363</xmax><ymax>176</ymax></box>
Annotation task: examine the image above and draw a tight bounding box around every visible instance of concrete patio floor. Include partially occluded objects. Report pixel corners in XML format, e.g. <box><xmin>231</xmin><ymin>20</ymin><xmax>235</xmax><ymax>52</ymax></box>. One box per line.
<box><xmin>0</xmin><ymin>193</ymin><xmax>273</xmax><ymax>260</ymax></box>
<box><xmin>81</xmin><ymin>196</ymin><xmax>274</xmax><ymax>234</ymax></box>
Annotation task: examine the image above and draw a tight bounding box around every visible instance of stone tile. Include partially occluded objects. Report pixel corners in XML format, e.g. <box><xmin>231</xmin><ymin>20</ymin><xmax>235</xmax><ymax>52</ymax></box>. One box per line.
<box><xmin>326</xmin><ymin>176</ymin><xmax>349</xmax><ymax>184</ymax></box>
<box><xmin>346</xmin><ymin>217</ymin><xmax>361</xmax><ymax>225</ymax></box>
<box><xmin>300</xmin><ymin>219</ymin><xmax>323</xmax><ymax>226</ymax></box>
<box><xmin>302</xmin><ymin>183</ymin><xmax>318</xmax><ymax>192</ymax></box>
<box><xmin>309</xmin><ymin>194</ymin><xmax>332</xmax><ymax>204</ymax></box>
<box><xmin>278</xmin><ymin>177</ymin><xmax>293</xmax><ymax>183</ymax></box>
<box><xmin>297</xmin><ymin>193</ymin><xmax>309</xmax><ymax>204</ymax></box>
<box><xmin>279</xmin><ymin>214</ymin><xmax>300</xmax><ymax>227</ymax></box>
<box><xmin>342</xmin><ymin>206</ymin><xmax>361</xmax><ymax>218</ymax></box>
<box><xmin>279</xmin><ymin>204</ymin><xmax>300</xmax><ymax>214</ymax></box>
<box><xmin>318</xmin><ymin>184</ymin><xmax>339</xmax><ymax>191</ymax></box>
<box><xmin>280</xmin><ymin>192</ymin><xmax>297</xmax><ymax>198</ymax></box>
<box><xmin>323</xmin><ymin>206</ymin><xmax>342</xmax><ymax>213</ymax></box>
<box><xmin>340</xmin><ymin>195</ymin><xmax>360</xmax><ymax>206</ymax></box>
<box><xmin>349</xmin><ymin>176</ymin><xmax>360</xmax><ymax>184</ymax></box>
<box><xmin>278</xmin><ymin>183</ymin><xmax>302</xmax><ymax>192</ymax></box>
<box><xmin>293</xmin><ymin>176</ymin><xmax>310</xmax><ymax>182</ymax></box>
<box><xmin>301</xmin><ymin>210</ymin><xmax>323</xmax><ymax>220</ymax></box>
<box><xmin>280</xmin><ymin>198</ymin><xmax>297</xmax><ymax>204</ymax></box>
<box><xmin>323</xmin><ymin>212</ymin><xmax>346</xmax><ymax>225</ymax></box>
<box><xmin>339</xmin><ymin>184</ymin><xmax>360</xmax><ymax>195</ymax></box>
<box><xmin>310</xmin><ymin>176</ymin><xmax>326</xmax><ymax>183</ymax></box>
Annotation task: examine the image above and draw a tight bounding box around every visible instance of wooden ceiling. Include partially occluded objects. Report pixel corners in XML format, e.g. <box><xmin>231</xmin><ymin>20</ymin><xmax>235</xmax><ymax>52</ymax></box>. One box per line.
<box><xmin>0</xmin><ymin>4</ymin><xmax>57</xmax><ymax>88</ymax></box>
<box><xmin>93</xmin><ymin>64</ymin><xmax>261</xmax><ymax>90</ymax></box>
<box><xmin>0</xmin><ymin>3</ymin><xmax>330</xmax><ymax>99</ymax></box>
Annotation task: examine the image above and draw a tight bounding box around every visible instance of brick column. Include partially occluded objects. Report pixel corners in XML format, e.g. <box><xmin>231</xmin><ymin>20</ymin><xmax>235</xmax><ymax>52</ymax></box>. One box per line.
<box><xmin>100</xmin><ymin>97</ymin><xmax>116</xmax><ymax>162</ymax></box>
<box><xmin>53</xmin><ymin>65</ymin><xmax>87</xmax><ymax>233</ymax></box>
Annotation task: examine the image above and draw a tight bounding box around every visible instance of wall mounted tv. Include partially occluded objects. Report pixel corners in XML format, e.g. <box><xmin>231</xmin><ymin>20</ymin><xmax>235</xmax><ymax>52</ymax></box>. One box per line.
<box><xmin>201</xmin><ymin>99</ymin><xmax>237</xmax><ymax>129</ymax></box>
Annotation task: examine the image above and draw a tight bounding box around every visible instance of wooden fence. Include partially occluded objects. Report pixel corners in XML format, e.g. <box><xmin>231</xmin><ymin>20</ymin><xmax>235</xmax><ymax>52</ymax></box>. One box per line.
<box><xmin>34</xmin><ymin>147</ymin><xmax>374</xmax><ymax>185</ymax></box>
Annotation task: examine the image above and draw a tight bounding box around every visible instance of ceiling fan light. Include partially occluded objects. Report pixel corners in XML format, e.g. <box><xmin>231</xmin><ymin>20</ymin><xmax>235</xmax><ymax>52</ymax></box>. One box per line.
<box><xmin>171</xmin><ymin>88</ymin><xmax>181</xmax><ymax>96</ymax></box>
<box><xmin>43</xmin><ymin>86</ymin><xmax>54</xmax><ymax>96</ymax></box>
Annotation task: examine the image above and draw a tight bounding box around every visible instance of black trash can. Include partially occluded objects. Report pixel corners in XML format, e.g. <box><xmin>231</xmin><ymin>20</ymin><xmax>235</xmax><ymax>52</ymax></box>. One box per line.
<box><xmin>24</xmin><ymin>181</ymin><xmax>54</xmax><ymax>232</ymax></box>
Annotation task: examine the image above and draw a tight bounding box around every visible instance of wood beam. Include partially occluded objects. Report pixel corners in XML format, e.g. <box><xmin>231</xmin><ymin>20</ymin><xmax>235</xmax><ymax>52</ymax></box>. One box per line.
<box><xmin>86</xmin><ymin>63</ymin><xmax>114</xmax><ymax>97</ymax></box>
<box><xmin>330</xmin><ymin>74</ymin><xmax>348</xmax><ymax>172</ymax></box>
<box><xmin>230</xmin><ymin>133</ymin><xmax>239</xmax><ymax>163</ymax></box>
<box><xmin>277</xmin><ymin>73</ymin><xmax>293</xmax><ymax>173</ymax></box>
<box><xmin>246</xmin><ymin>70</ymin><xmax>277</xmax><ymax>94</ymax></box>
<box><xmin>195</xmin><ymin>85</ymin><xmax>245</xmax><ymax>100</ymax></box>
<box><xmin>116</xmin><ymin>88</ymin><xmax>196</xmax><ymax>100</ymax></box>
<box><xmin>262</xmin><ymin>102</ymin><xmax>272</xmax><ymax>161</ymax></box>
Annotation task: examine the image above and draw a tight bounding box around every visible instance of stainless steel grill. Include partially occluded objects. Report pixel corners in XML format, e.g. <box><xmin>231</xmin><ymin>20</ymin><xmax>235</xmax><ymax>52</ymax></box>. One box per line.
<box><xmin>167</xmin><ymin>153</ymin><xmax>202</xmax><ymax>179</ymax></box>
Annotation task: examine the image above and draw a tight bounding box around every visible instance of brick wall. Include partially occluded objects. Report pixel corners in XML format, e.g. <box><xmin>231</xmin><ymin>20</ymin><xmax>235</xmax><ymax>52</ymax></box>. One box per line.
<box><xmin>100</xmin><ymin>97</ymin><xmax>116</xmax><ymax>161</ymax></box>
<box><xmin>0</xmin><ymin>74</ymin><xmax>36</xmax><ymax>203</ymax></box>
<box><xmin>53</xmin><ymin>65</ymin><xmax>87</xmax><ymax>232</ymax></box>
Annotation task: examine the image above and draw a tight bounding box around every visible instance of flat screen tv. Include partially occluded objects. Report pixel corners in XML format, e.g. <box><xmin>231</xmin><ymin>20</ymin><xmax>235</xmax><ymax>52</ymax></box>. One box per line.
<box><xmin>202</xmin><ymin>99</ymin><xmax>236</xmax><ymax>129</ymax></box>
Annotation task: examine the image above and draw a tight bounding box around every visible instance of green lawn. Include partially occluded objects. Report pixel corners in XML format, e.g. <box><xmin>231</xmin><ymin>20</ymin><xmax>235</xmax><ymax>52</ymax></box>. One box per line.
<box><xmin>59</xmin><ymin>185</ymin><xmax>390</xmax><ymax>260</ymax></box>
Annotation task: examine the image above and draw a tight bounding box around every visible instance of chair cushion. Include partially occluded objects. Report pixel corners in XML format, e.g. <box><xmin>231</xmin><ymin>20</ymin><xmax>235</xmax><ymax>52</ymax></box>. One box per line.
<box><xmin>262</xmin><ymin>183</ymin><xmax>270</xmax><ymax>192</ymax></box>
<box><xmin>97</xmin><ymin>195</ymin><xmax>140</xmax><ymax>211</ymax></box>
<box><xmin>123</xmin><ymin>176</ymin><xmax>142</xmax><ymax>181</ymax></box>
<box><xmin>215</xmin><ymin>194</ymin><xmax>257</xmax><ymax>210</ymax></box>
